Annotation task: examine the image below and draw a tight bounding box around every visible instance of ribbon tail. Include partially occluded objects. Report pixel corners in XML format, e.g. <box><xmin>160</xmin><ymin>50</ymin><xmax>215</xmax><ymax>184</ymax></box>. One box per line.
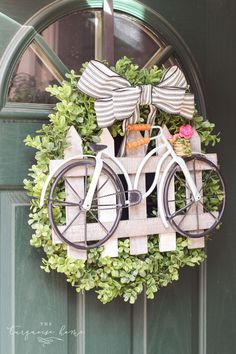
<box><xmin>95</xmin><ymin>99</ymin><xmax>115</xmax><ymax>128</ymax></box>
<box><xmin>118</xmin><ymin>121</ymin><xmax>128</xmax><ymax>157</ymax></box>
<box><xmin>145</xmin><ymin>106</ymin><xmax>157</xmax><ymax>147</ymax></box>
<box><xmin>146</xmin><ymin>105</ymin><xmax>157</xmax><ymax>126</ymax></box>
<box><xmin>179</xmin><ymin>93</ymin><xmax>195</xmax><ymax>119</ymax></box>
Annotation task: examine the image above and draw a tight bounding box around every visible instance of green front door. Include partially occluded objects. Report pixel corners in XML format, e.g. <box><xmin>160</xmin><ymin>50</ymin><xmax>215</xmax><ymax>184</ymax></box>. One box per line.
<box><xmin>0</xmin><ymin>1</ymin><xmax>235</xmax><ymax>354</ymax></box>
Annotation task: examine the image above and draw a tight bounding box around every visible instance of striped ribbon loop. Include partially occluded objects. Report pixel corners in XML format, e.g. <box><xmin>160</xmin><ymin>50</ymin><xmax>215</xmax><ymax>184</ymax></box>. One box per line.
<box><xmin>77</xmin><ymin>60</ymin><xmax>195</xmax><ymax>128</ymax></box>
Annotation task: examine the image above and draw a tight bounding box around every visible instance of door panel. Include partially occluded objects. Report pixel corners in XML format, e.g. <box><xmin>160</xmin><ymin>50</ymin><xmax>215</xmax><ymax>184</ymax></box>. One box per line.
<box><xmin>86</xmin><ymin>293</ymin><xmax>133</xmax><ymax>354</ymax></box>
<box><xmin>147</xmin><ymin>267</ymin><xmax>199</xmax><ymax>354</ymax></box>
<box><xmin>0</xmin><ymin>122</ymin><xmax>43</xmax><ymax>186</ymax></box>
<box><xmin>0</xmin><ymin>191</ymin><xmax>82</xmax><ymax>353</ymax></box>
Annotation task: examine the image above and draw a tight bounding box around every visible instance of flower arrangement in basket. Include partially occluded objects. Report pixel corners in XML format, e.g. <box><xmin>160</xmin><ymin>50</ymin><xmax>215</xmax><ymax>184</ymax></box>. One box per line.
<box><xmin>168</xmin><ymin>124</ymin><xmax>194</xmax><ymax>157</ymax></box>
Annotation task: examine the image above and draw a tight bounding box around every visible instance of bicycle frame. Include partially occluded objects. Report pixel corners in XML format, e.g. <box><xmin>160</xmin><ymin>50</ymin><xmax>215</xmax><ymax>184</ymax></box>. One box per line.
<box><xmin>82</xmin><ymin>126</ymin><xmax>200</xmax><ymax>228</ymax></box>
<box><xmin>40</xmin><ymin>126</ymin><xmax>201</xmax><ymax>229</ymax></box>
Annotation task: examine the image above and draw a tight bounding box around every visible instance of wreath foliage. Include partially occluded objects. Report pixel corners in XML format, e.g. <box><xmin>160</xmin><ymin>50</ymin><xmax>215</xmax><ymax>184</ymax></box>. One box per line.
<box><xmin>24</xmin><ymin>57</ymin><xmax>220</xmax><ymax>304</ymax></box>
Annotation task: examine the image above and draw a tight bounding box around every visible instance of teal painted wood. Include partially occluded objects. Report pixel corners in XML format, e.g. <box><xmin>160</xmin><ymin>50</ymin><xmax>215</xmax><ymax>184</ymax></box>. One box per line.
<box><xmin>147</xmin><ymin>267</ymin><xmax>199</xmax><ymax>354</ymax></box>
<box><xmin>0</xmin><ymin>103</ymin><xmax>53</xmax><ymax>120</ymax></box>
<box><xmin>15</xmin><ymin>205</ymin><xmax>69</xmax><ymax>354</ymax></box>
<box><xmin>0</xmin><ymin>121</ymin><xmax>43</xmax><ymax>187</ymax></box>
<box><xmin>0</xmin><ymin>191</ymin><xmax>84</xmax><ymax>353</ymax></box>
<box><xmin>85</xmin><ymin>292</ymin><xmax>132</xmax><ymax>354</ymax></box>
<box><xmin>0</xmin><ymin>12</ymin><xmax>21</xmax><ymax>58</ymax></box>
<box><xmin>204</xmin><ymin>1</ymin><xmax>236</xmax><ymax>353</ymax></box>
<box><xmin>0</xmin><ymin>0</ymin><xmax>54</xmax><ymax>26</ymax></box>
<box><xmin>131</xmin><ymin>292</ymin><xmax>147</xmax><ymax>354</ymax></box>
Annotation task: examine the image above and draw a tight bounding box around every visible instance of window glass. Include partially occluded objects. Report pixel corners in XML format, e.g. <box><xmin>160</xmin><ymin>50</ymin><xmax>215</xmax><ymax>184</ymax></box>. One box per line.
<box><xmin>41</xmin><ymin>11</ymin><xmax>95</xmax><ymax>73</ymax></box>
<box><xmin>8</xmin><ymin>46</ymin><xmax>58</xmax><ymax>103</ymax></box>
<box><xmin>7</xmin><ymin>10</ymin><xmax>177</xmax><ymax>104</ymax></box>
<box><xmin>114</xmin><ymin>14</ymin><xmax>160</xmax><ymax>66</ymax></box>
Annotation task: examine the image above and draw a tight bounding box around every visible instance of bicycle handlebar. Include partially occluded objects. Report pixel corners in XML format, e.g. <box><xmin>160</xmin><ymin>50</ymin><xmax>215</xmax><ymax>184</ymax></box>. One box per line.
<box><xmin>126</xmin><ymin>124</ymin><xmax>163</xmax><ymax>144</ymax></box>
<box><xmin>126</xmin><ymin>137</ymin><xmax>150</xmax><ymax>149</ymax></box>
<box><xmin>127</xmin><ymin>124</ymin><xmax>151</xmax><ymax>131</ymax></box>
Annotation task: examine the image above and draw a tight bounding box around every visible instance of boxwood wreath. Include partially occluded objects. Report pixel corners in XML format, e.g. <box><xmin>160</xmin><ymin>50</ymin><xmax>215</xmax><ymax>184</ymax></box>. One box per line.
<box><xmin>24</xmin><ymin>57</ymin><xmax>220</xmax><ymax>304</ymax></box>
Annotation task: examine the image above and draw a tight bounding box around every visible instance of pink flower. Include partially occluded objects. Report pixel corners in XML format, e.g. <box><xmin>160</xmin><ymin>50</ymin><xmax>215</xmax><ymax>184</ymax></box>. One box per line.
<box><xmin>179</xmin><ymin>125</ymin><xmax>194</xmax><ymax>140</ymax></box>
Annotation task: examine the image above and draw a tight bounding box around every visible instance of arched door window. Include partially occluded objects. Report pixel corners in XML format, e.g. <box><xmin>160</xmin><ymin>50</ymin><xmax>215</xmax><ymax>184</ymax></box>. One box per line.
<box><xmin>7</xmin><ymin>10</ymin><xmax>178</xmax><ymax>104</ymax></box>
<box><xmin>0</xmin><ymin>0</ymin><xmax>206</xmax><ymax>117</ymax></box>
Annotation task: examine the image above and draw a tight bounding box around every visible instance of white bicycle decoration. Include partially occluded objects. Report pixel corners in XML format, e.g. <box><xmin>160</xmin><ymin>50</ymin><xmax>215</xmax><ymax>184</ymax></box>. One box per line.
<box><xmin>40</xmin><ymin>124</ymin><xmax>226</xmax><ymax>250</ymax></box>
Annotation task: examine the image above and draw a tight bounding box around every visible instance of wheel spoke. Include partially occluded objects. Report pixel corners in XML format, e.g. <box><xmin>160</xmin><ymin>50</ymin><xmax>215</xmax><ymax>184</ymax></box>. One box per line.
<box><xmin>196</xmin><ymin>202</ymin><xmax>200</xmax><ymax>233</ymax></box>
<box><xmin>92</xmin><ymin>203</ymin><xmax>121</xmax><ymax>207</ymax></box>
<box><xmin>199</xmin><ymin>169</ymin><xmax>214</xmax><ymax>193</ymax></box>
<box><xmin>91</xmin><ymin>205</ymin><xmax>121</xmax><ymax>211</ymax></box>
<box><xmin>84</xmin><ymin>211</ymin><xmax>87</xmax><ymax>246</ymax></box>
<box><xmin>65</xmin><ymin>179</ymin><xmax>82</xmax><ymax>202</ymax></box>
<box><xmin>203</xmin><ymin>192</ymin><xmax>224</xmax><ymax>197</ymax></box>
<box><xmin>62</xmin><ymin>209</ymin><xmax>82</xmax><ymax>235</ymax></box>
<box><xmin>177</xmin><ymin>202</ymin><xmax>194</xmax><ymax>228</ymax></box>
<box><xmin>198</xmin><ymin>200</ymin><xmax>217</xmax><ymax>220</ymax></box>
<box><xmin>84</xmin><ymin>164</ymin><xmax>88</xmax><ymax>193</ymax></box>
<box><xmin>49</xmin><ymin>199</ymin><xmax>79</xmax><ymax>207</ymax></box>
<box><xmin>193</xmin><ymin>157</ymin><xmax>197</xmax><ymax>184</ymax></box>
<box><xmin>169</xmin><ymin>200</ymin><xmax>195</xmax><ymax>219</ymax></box>
<box><xmin>88</xmin><ymin>210</ymin><xmax>108</xmax><ymax>233</ymax></box>
<box><xmin>168</xmin><ymin>196</ymin><xmax>191</xmax><ymax>203</ymax></box>
<box><xmin>175</xmin><ymin>173</ymin><xmax>192</xmax><ymax>194</ymax></box>
<box><xmin>95</xmin><ymin>177</ymin><xmax>110</xmax><ymax>194</ymax></box>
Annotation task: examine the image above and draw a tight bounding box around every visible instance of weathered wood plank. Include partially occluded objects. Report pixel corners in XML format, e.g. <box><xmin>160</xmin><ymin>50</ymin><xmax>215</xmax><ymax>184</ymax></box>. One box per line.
<box><xmin>188</xmin><ymin>129</ymin><xmax>205</xmax><ymax>249</ymax></box>
<box><xmin>50</xmin><ymin>153</ymin><xmax>217</xmax><ymax>176</ymax></box>
<box><xmin>126</xmin><ymin>130</ymin><xmax>148</xmax><ymax>255</ymax></box>
<box><xmin>158</xmin><ymin>125</ymin><xmax>176</xmax><ymax>252</ymax></box>
<box><xmin>53</xmin><ymin>213</ymin><xmax>218</xmax><ymax>244</ymax></box>
<box><xmin>99</xmin><ymin>129</ymin><xmax>118</xmax><ymax>257</ymax></box>
<box><xmin>64</xmin><ymin>126</ymin><xmax>87</xmax><ymax>260</ymax></box>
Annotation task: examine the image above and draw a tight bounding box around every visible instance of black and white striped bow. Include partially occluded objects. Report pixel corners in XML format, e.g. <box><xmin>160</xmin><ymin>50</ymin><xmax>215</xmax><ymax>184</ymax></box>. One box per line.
<box><xmin>77</xmin><ymin>60</ymin><xmax>195</xmax><ymax>128</ymax></box>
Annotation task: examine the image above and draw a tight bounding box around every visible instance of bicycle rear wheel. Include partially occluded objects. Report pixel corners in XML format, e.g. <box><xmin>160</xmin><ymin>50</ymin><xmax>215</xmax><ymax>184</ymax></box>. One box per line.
<box><xmin>48</xmin><ymin>159</ymin><xmax>125</xmax><ymax>250</ymax></box>
<box><xmin>163</xmin><ymin>154</ymin><xmax>226</xmax><ymax>238</ymax></box>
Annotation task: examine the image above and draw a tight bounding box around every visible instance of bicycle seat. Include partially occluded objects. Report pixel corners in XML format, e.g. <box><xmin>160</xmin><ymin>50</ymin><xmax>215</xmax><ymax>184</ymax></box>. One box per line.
<box><xmin>89</xmin><ymin>143</ymin><xmax>107</xmax><ymax>152</ymax></box>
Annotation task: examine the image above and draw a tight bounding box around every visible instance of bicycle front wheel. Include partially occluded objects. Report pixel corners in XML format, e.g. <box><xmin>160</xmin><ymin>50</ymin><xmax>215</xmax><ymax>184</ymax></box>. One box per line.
<box><xmin>48</xmin><ymin>159</ymin><xmax>125</xmax><ymax>250</ymax></box>
<box><xmin>163</xmin><ymin>154</ymin><xmax>226</xmax><ymax>238</ymax></box>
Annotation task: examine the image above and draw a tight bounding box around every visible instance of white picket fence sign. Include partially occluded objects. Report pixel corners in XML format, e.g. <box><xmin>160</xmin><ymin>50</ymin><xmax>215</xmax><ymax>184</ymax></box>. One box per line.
<box><xmin>50</xmin><ymin>126</ymin><xmax>217</xmax><ymax>259</ymax></box>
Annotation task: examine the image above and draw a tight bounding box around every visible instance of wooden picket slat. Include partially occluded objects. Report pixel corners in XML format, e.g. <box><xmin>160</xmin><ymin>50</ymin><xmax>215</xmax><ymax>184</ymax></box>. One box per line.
<box><xmin>99</xmin><ymin>129</ymin><xmax>118</xmax><ymax>257</ymax></box>
<box><xmin>126</xmin><ymin>130</ymin><xmax>148</xmax><ymax>255</ymax></box>
<box><xmin>187</xmin><ymin>128</ymin><xmax>205</xmax><ymax>249</ymax></box>
<box><xmin>64</xmin><ymin>126</ymin><xmax>87</xmax><ymax>260</ymax></box>
<box><xmin>157</xmin><ymin>125</ymin><xmax>176</xmax><ymax>252</ymax></box>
